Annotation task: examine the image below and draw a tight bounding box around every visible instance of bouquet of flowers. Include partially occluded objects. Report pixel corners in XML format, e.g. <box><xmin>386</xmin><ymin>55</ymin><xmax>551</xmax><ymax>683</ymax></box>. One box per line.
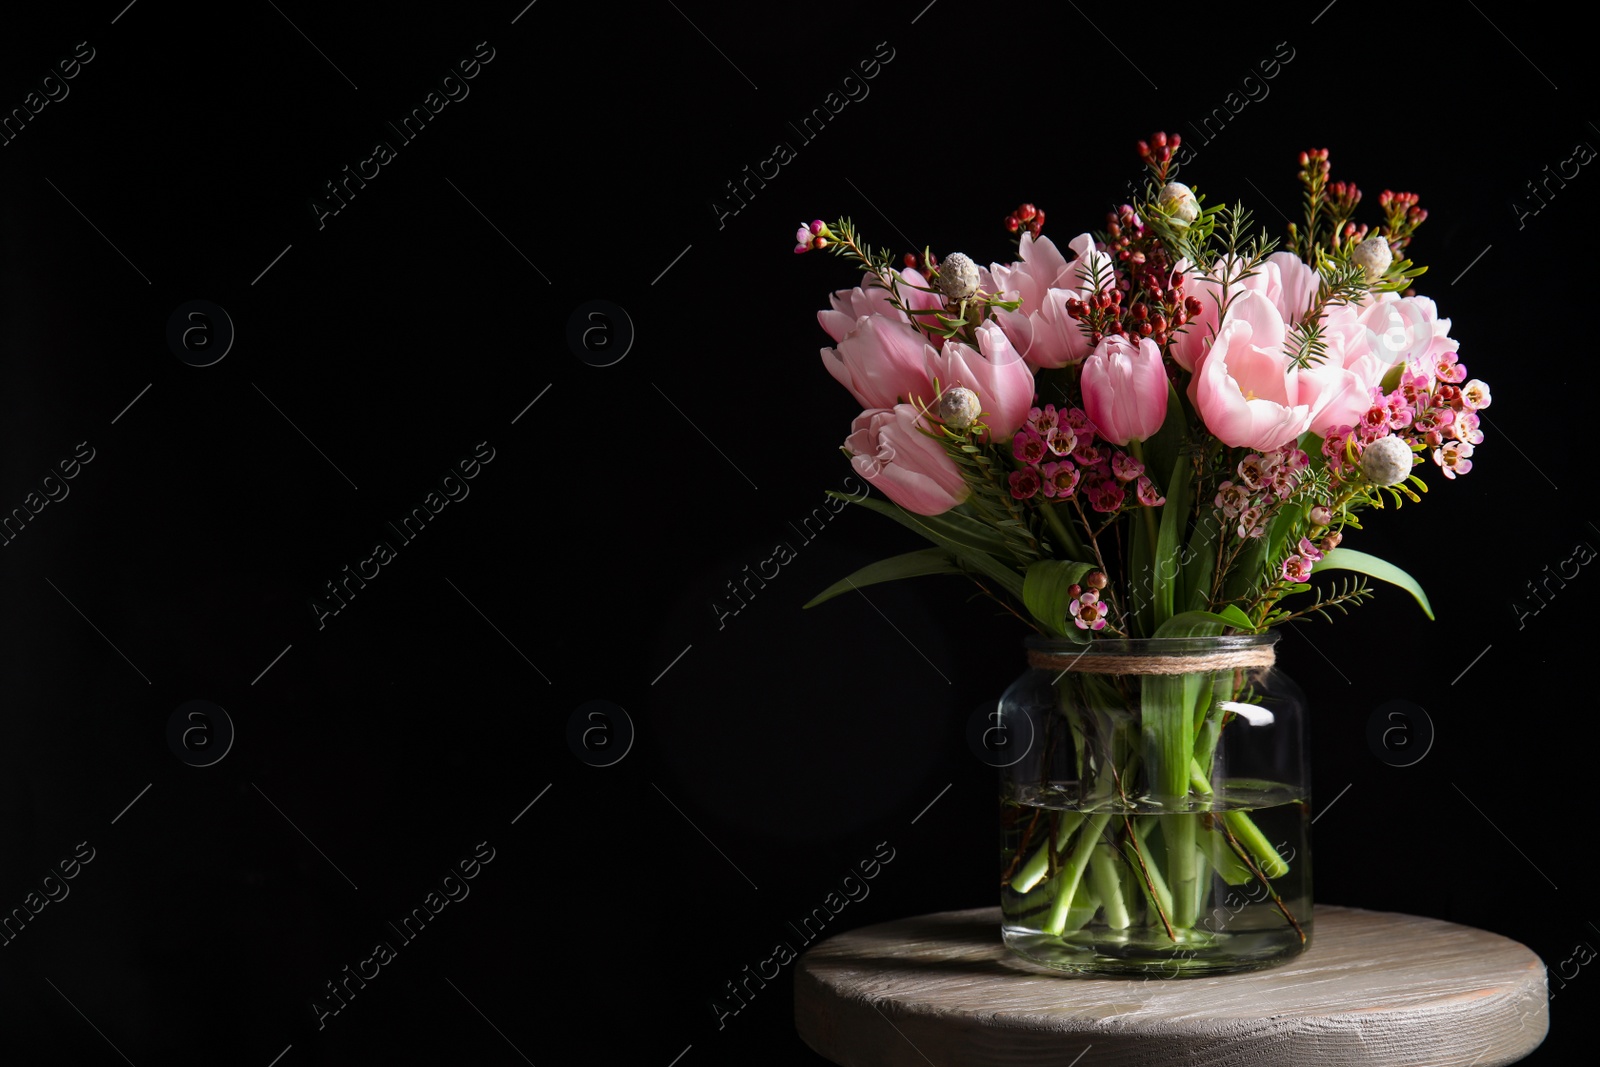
<box><xmin>795</xmin><ymin>133</ymin><xmax>1490</xmax><ymax>972</ymax></box>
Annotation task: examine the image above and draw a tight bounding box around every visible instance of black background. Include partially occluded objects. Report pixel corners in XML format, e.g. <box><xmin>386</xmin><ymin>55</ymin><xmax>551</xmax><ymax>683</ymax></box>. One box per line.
<box><xmin>0</xmin><ymin>1</ymin><xmax>1590</xmax><ymax>1063</ymax></box>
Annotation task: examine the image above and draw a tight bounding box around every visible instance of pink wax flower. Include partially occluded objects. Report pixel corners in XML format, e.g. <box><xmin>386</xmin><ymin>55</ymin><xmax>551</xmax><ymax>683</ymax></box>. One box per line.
<box><xmin>1111</xmin><ymin>452</ymin><xmax>1145</xmax><ymax>483</ymax></box>
<box><xmin>1135</xmin><ymin>476</ymin><xmax>1165</xmax><ymax>507</ymax></box>
<box><xmin>794</xmin><ymin>219</ymin><xmax>834</xmax><ymax>254</ymax></box>
<box><xmin>1267</xmin><ymin>447</ymin><xmax>1309</xmax><ymax>500</ymax></box>
<box><xmin>1040</xmin><ymin>460</ymin><xmax>1080</xmax><ymax>498</ymax></box>
<box><xmin>1026</xmin><ymin>404</ymin><xmax>1059</xmax><ymax>436</ymax></box>
<box><xmin>1063</xmin><ymin>407</ymin><xmax>1097</xmax><ymax>443</ymax></box>
<box><xmin>1009</xmin><ymin>467</ymin><xmax>1041</xmax><ymax>500</ymax></box>
<box><xmin>821</xmin><ymin>314</ymin><xmax>936</xmax><ymax>412</ymax></box>
<box><xmin>1069</xmin><ymin>589</ymin><xmax>1109</xmax><ymax>630</ymax></box>
<box><xmin>1433</xmin><ymin>350</ymin><xmax>1467</xmax><ymax>384</ymax></box>
<box><xmin>845</xmin><ymin>405</ymin><xmax>970</xmax><ymax>515</ymax></box>
<box><xmin>1236</xmin><ymin>453</ymin><xmax>1268</xmax><ymax>491</ymax></box>
<box><xmin>1237</xmin><ymin>505</ymin><xmax>1266</xmax><ymax>540</ymax></box>
<box><xmin>1433</xmin><ymin>439</ymin><xmax>1474</xmax><ymax>480</ymax></box>
<box><xmin>1012</xmin><ymin>426</ymin><xmax>1047</xmax><ymax>466</ymax></box>
<box><xmin>1087</xmin><ymin>476</ymin><xmax>1126</xmax><ymax>514</ymax></box>
<box><xmin>1082</xmin><ymin>335</ymin><xmax>1168</xmax><ymax>446</ymax></box>
<box><xmin>1215</xmin><ymin>480</ymin><xmax>1250</xmax><ymax>519</ymax></box>
<box><xmin>1281</xmin><ymin>554</ymin><xmax>1314</xmax><ymax>583</ymax></box>
<box><xmin>1461</xmin><ymin>379</ymin><xmax>1492</xmax><ymax>411</ymax></box>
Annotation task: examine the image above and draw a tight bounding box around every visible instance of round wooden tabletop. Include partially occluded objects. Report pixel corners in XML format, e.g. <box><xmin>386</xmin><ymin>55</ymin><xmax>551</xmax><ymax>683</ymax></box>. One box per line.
<box><xmin>795</xmin><ymin>905</ymin><xmax>1548</xmax><ymax>1066</ymax></box>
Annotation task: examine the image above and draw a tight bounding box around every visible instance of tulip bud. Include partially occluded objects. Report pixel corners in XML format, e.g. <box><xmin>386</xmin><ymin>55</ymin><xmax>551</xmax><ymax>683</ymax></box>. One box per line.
<box><xmin>1353</xmin><ymin>235</ymin><xmax>1393</xmax><ymax>278</ymax></box>
<box><xmin>1158</xmin><ymin>182</ymin><xmax>1199</xmax><ymax>226</ymax></box>
<box><xmin>1359</xmin><ymin>435</ymin><xmax>1413</xmax><ymax>486</ymax></box>
<box><xmin>935</xmin><ymin>253</ymin><xmax>981</xmax><ymax>301</ymax></box>
<box><xmin>936</xmin><ymin>387</ymin><xmax>983</xmax><ymax>431</ymax></box>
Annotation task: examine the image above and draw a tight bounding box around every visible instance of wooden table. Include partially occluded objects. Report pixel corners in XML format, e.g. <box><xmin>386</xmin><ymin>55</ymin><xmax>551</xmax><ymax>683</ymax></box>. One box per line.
<box><xmin>795</xmin><ymin>905</ymin><xmax>1548</xmax><ymax>1066</ymax></box>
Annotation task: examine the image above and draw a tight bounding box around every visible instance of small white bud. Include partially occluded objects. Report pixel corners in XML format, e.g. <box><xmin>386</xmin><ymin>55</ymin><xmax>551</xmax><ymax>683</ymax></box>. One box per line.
<box><xmin>1353</xmin><ymin>235</ymin><xmax>1393</xmax><ymax>278</ymax></box>
<box><xmin>1359</xmin><ymin>435</ymin><xmax>1413</xmax><ymax>486</ymax></box>
<box><xmin>936</xmin><ymin>387</ymin><xmax>982</xmax><ymax>430</ymax></box>
<box><xmin>1159</xmin><ymin>182</ymin><xmax>1199</xmax><ymax>226</ymax></box>
<box><xmin>935</xmin><ymin>253</ymin><xmax>981</xmax><ymax>301</ymax></box>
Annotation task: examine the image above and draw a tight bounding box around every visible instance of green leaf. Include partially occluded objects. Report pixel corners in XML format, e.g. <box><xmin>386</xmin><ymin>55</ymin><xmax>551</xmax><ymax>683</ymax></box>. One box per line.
<box><xmin>828</xmin><ymin>492</ymin><xmax>1026</xmax><ymax>600</ymax></box>
<box><xmin>1152</xmin><ymin>449</ymin><xmax>1194</xmax><ymax>630</ymax></box>
<box><xmin>1223</xmin><ymin>532</ymin><xmax>1269</xmax><ymax>604</ymax></box>
<box><xmin>1214</xmin><ymin>603</ymin><xmax>1257</xmax><ymax>631</ymax></box>
<box><xmin>1312</xmin><ymin>547</ymin><xmax>1435</xmax><ymax>620</ymax></box>
<box><xmin>804</xmin><ymin>548</ymin><xmax>965</xmax><ymax>609</ymax></box>
<box><xmin>1023</xmin><ymin>560</ymin><xmax>1097</xmax><ymax>639</ymax></box>
<box><xmin>1181</xmin><ymin>513</ymin><xmax>1221</xmax><ymax>613</ymax></box>
<box><xmin>1130</xmin><ymin>503</ymin><xmax>1154</xmax><ymax>637</ymax></box>
<box><xmin>828</xmin><ymin>492</ymin><xmax>1008</xmax><ymax>556</ymax></box>
<box><xmin>1267</xmin><ymin>500</ymin><xmax>1303</xmax><ymax>564</ymax></box>
<box><xmin>1153</xmin><ymin>609</ymin><xmax>1249</xmax><ymax>639</ymax></box>
<box><xmin>1141</xmin><ymin>379</ymin><xmax>1187</xmax><ymax>499</ymax></box>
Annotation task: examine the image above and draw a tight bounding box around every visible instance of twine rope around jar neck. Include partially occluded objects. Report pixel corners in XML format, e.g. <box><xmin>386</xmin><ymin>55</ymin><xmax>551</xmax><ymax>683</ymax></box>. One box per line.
<box><xmin>1027</xmin><ymin>644</ymin><xmax>1275</xmax><ymax>675</ymax></box>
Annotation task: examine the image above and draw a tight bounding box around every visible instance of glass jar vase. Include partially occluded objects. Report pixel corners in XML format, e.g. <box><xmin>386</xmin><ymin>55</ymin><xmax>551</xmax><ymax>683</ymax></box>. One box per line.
<box><xmin>997</xmin><ymin>632</ymin><xmax>1311</xmax><ymax>976</ymax></box>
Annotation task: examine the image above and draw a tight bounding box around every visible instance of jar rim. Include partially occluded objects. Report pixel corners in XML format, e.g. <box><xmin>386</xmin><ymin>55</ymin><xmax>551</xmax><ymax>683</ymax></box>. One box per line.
<box><xmin>1023</xmin><ymin>631</ymin><xmax>1279</xmax><ymax>654</ymax></box>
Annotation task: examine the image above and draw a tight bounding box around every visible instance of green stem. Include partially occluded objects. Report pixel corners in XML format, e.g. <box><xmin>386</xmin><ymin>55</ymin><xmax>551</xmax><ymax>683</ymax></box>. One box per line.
<box><xmin>1123</xmin><ymin>817</ymin><xmax>1174</xmax><ymax>933</ymax></box>
<box><xmin>1089</xmin><ymin>844</ymin><xmax>1132</xmax><ymax>929</ymax></box>
<box><xmin>1198</xmin><ymin>817</ymin><xmax>1255</xmax><ymax>885</ymax></box>
<box><xmin>1128</xmin><ymin>439</ymin><xmax>1161</xmax><ymax>563</ymax></box>
<box><xmin>1165</xmin><ymin>813</ymin><xmax>1200</xmax><ymax>929</ymax></box>
<box><xmin>1041</xmin><ymin>499</ymin><xmax>1090</xmax><ymax>562</ymax></box>
<box><xmin>1044</xmin><ymin>813</ymin><xmax>1111</xmax><ymax>936</ymax></box>
<box><xmin>1188</xmin><ymin>760</ymin><xmax>1289</xmax><ymax>878</ymax></box>
<box><xmin>1222</xmin><ymin>810</ymin><xmax>1289</xmax><ymax>879</ymax></box>
<box><xmin>1012</xmin><ymin>812</ymin><xmax>1084</xmax><ymax>893</ymax></box>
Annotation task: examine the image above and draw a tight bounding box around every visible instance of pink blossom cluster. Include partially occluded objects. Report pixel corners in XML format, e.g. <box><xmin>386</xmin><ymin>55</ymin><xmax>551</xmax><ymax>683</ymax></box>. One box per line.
<box><xmin>807</xmin><ymin>216</ymin><xmax>1489</xmax><ymax>520</ymax></box>
<box><xmin>1213</xmin><ymin>446</ymin><xmax>1311</xmax><ymax>539</ymax></box>
<box><xmin>1318</xmin><ymin>343</ymin><xmax>1491</xmax><ymax>484</ymax></box>
<box><xmin>1007</xmin><ymin>404</ymin><xmax>1165</xmax><ymax>514</ymax></box>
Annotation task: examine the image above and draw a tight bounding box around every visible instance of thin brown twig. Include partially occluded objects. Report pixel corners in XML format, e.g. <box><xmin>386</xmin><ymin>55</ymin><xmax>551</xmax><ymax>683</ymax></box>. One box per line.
<box><xmin>1001</xmin><ymin>805</ymin><xmax>1045</xmax><ymax>887</ymax></box>
<box><xmin>1110</xmin><ymin>762</ymin><xmax>1177</xmax><ymax>942</ymax></box>
<box><xmin>1217</xmin><ymin>818</ymin><xmax>1306</xmax><ymax>944</ymax></box>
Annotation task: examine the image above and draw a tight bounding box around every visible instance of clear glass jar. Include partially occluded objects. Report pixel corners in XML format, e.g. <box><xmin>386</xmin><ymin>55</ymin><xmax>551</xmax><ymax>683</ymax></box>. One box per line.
<box><xmin>997</xmin><ymin>632</ymin><xmax>1311</xmax><ymax>976</ymax></box>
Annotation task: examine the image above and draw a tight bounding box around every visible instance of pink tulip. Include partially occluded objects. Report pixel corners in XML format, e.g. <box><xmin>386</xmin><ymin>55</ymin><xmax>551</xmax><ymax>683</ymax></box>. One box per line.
<box><xmin>821</xmin><ymin>314</ymin><xmax>936</xmax><ymax>411</ymax></box>
<box><xmin>1170</xmin><ymin>251</ymin><xmax>1319</xmax><ymax>373</ymax></box>
<box><xmin>990</xmin><ymin>233</ymin><xmax>1117</xmax><ymax>369</ymax></box>
<box><xmin>928</xmin><ymin>322</ymin><xmax>1036</xmax><ymax>441</ymax></box>
<box><xmin>845</xmin><ymin>404</ymin><xmax>970</xmax><ymax>516</ymax></box>
<box><xmin>1357</xmin><ymin>294</ymin><xmax>1458</xmax><ymax>378</ymax></box>
<box><xmin>818</xmin><ymin>267</ymin><xmax>943</xmax><ymax>343</ymax></box>
<box><xmin>1190</xmin><ymin>292</ymin><xmax>1311</xmax><ymax>450</ymax></box>
<box><xmin>1080</xmin><ymin>335</ymin><xmax>1168</xmax><ymax>446</ymax></box>
<box><xmin>1296</xmin><ymin>310</ymin><xmax>1388</xmax><ymax>438</ymax></box>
